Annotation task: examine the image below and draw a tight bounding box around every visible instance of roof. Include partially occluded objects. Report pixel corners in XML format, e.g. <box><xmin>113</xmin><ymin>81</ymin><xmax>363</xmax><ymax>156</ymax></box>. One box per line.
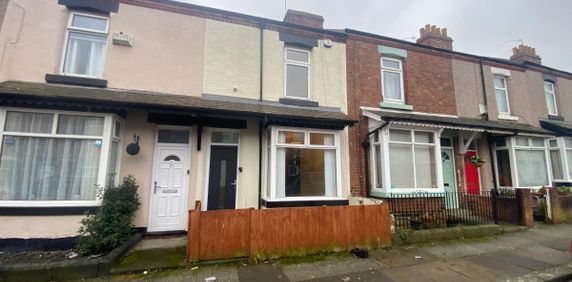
<box><xmin>363</xmin><ymin>109</ymin><xmax>553</xmax><ymax>136</ymax></box>
<box><xmin>539</xmin><ymin>119</ymin><xmax>572</xmax><ymax>136</ymax></box>
<box><xmin>0</xmin><ymin>81</ymin><xmax>355</xmax><ymax>128</ymax></box>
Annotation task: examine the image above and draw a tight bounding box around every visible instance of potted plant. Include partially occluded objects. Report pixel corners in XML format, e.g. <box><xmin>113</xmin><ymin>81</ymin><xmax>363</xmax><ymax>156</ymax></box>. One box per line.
<box><xmin>468</xmin><ymin>155</ymin><xmax>486</xmax><ymax>167</ymax></box>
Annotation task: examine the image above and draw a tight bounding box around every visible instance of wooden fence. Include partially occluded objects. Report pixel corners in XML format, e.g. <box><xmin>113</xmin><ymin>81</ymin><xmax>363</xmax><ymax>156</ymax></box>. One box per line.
<box><xmin>186</xmin><ymin>201</ymin><xmax>391</xmax><ymax>262</ymax></box>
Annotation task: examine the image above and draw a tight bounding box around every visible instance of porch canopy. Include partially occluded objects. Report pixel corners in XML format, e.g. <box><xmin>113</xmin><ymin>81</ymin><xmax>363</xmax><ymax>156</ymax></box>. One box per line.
<box><xmin>0</xmin><ymin>81</ymin><xmax>356</xmax><ymax>130</ymax></box>
<box><xmin>539</xmin><ymin>119</ymin><xmax>572</xmax><ymax>136</ymax></box>
<box><xmin>363</xmin><ymin>108</ymin><xmax>553</xmax><ymax>138</ymax></box>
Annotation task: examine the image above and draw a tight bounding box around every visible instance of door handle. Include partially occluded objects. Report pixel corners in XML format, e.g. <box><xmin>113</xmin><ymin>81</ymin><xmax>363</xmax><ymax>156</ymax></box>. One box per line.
<box><xmin>154</xmin><ymin>181</ymin><xmax>158</xmax><ymax>194</ymax></box>
<box><xmin>230</xmin><ymin>180</ymin><xmax>236</xmax><ymax>187</ymax></box>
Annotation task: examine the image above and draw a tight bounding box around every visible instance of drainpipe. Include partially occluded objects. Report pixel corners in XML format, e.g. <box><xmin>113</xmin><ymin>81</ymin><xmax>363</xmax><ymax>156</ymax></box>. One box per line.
<box><xmin>480</xmin><ymin>58</ymin><xmax>500</xmax><ymax>190</ymax></box>
<box><xmin>257</xmin><ymin>19</ymin><xmax>265</xmax><ymax>208</ymax></box>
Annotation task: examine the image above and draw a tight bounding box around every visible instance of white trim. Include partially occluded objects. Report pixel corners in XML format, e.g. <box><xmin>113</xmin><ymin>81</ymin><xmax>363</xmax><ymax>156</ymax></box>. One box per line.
<box><xmin>361</xmin><ymin>107</ymin><xmax>459</xmax><ymax>119</ymax></box>
<box><xmin>147</xmin><ymin>126</ymin><xmax>191</xmax><ymax>232</ymax></box>
<box><xmin>203</xmin><ymin>128</ymin><xmax>240</xmax><ymax>211</ymax></box>
<box><xmin>497</xmin><ymin>114</ymin><xmax>519</xmax><ymax>121</ymax></box>
<box><xmin>544</xmin><ymin>81</ymin><xmax>558</xmax><ymax>116</ymax></box>
<box><xmin>493</xmin><ymin>75</ymin><xmax>511</xmax><ymax>115</ymax></box>
<box><xmin>284</xmin><ymin>47</ymin><xmax>311</xmax><ymax>100</ymax></box>
<box><xmin>491</xmin><ymin>67</ymin><xmax>511</xmax><ymax>77</ymax></box>
<box><xmin>60</xmin><ymin>11</ymin><xmax>109</xmax><ymax>79</ymax></box>
<box><xmin>380</xmin><ymin>57</ymin><xmax>405</xmax><ymax>103</ymax></box>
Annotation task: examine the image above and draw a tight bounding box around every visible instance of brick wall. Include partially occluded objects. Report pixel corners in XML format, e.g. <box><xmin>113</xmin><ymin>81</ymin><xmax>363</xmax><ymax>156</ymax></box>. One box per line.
<box><xmin>346</xmin><ymin>35</ymin><xmax>457</xmax><ymax>196</ymax></box>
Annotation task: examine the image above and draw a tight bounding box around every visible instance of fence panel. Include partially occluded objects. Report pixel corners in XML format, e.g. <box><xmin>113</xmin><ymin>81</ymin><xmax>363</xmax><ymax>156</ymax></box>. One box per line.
<box><xmin>187</xmin><ymin>202</ymin><xmax>392</xmax><ymax>262</ymax></box>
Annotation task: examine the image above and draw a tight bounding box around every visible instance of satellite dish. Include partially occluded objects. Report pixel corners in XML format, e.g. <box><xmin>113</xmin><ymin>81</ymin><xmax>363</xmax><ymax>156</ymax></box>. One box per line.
<box><xmin>323</xmin><ymin>39</ymin><xmax>333</xmax><ymax>48</ymax></box>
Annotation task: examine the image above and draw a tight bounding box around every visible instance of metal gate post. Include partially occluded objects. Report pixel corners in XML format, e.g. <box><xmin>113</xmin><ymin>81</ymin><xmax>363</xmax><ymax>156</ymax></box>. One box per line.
<box><xmin>491</xmin><ymin>188</ymin><xmax>499</xmax><ymax>224</ymax></box>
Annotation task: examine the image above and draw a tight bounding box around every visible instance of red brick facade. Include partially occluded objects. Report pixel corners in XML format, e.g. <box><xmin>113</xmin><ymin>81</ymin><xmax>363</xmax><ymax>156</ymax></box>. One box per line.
<box><xmin>346</xmin><ymin>33</ymin><xmax>457</xmax><ymax>197</ymax></box>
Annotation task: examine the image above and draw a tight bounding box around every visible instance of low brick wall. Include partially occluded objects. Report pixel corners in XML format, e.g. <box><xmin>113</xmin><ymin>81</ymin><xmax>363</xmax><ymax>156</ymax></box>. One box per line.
<box><xmin>548</xmin><ymin>189</ymin><xmax>572</xmax><ymax>224</ymax></box>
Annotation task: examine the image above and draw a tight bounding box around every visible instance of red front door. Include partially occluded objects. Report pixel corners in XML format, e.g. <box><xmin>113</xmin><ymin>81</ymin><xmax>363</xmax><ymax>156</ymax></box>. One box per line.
<box><xmin>464</xmin><ymin>151</ymin><xmax>480</xmax><ymax>195</ymax></box>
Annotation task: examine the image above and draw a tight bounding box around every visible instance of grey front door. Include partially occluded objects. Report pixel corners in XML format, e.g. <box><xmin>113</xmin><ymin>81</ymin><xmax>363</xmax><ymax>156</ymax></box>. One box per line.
<box><xmin>207</xmin><ymin>146</ymin><xmax>238</xmax><ymax>210</ymax></box>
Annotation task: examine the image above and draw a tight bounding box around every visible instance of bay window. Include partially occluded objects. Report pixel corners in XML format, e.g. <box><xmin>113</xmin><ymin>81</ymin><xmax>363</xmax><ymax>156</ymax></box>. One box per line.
<box><xmin>0</xmin><ymin>109</ymin><xmax>121</xmax><ymax>206</ymax></box>
<box><xmin>548</xmin><ymin>138</ymin><xmax>572</xmax><ymax>182</ymax></box>
<box><xmin>494</xmin><ymin>136</ymin><xmax>551</xmax><ymax>188</ymax></box>
<box><xmin>62</xmin><ymin>12</ymin><xmax>109</xmax><ymax>78</ymax></box>
<box><xmin>371</xmin><ymin>127</ymin><xmax>441</xmax><ymax>192</ymax></box>
<box><xmin>268</xmin><ymin>128</ymin><xmax>340</xmax><ymax>200</ymax></box>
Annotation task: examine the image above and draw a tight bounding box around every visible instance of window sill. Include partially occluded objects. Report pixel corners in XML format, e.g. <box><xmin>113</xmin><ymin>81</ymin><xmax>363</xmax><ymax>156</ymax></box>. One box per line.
<box><xmin>0</xmin><ymin>206</ymin><xmax>100</xmax><ymax>215</ymax></box>
<box><xmin>45</xmin><ymin>74</ymin><xmax>107</xmax><ymax>88</ymax></box>
<box><xmin>261</xmin><ymin>198</ymin><xmax>348</xmax><ymax>208</ymax></box>
<box><xmin>497</xmin><ymin>114</ymin><xmax>519</xmax><ymax>121</ymax></box>
<box><xmin>379</xmin><ymin>101</ymin><xmax>413</xmax><ymax>111</ymax></box>
<box><xmin>548</xmin><ymin>115</ymin><xmax>565</xmax><ymax>121</ymax></box>
<box><xmin>371</xmin><ymin>189</ymin><xmax>445</xmax><ymax>198</ymax></box>
<box><xmin>279</xmin><ymin>97</ymin><xmax>319</xmax><ymax>107</ymax></box>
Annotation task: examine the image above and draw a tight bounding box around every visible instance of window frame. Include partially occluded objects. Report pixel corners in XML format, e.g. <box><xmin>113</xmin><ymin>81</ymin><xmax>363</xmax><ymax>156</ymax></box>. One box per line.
<box><xmin>266</xmin><ymin>126</ymin><xmax>342</xmax><ymax>201</ymax></box>
<box><xmin>371</xmin><ymin>126</ymin><xmax>444</xmax><ymax>194</ymax></box>
<box><xmin>60</xmin><ymin>12</ymin><xmax>110</xmax><ymax>79</ymax></box>
<box><xmin>493</xmin><ymin>75</ymin><xmax>511</xmax><ymax>115</ymax></box>
<box><xmin>380</xmin><ymin>57</ymin><xmax>405</xmax><ymax>103</ymax></box>
<box><xmin>284</xmin><ymin>48</ymin><xmax>311</xmax><ymax>100</ymax></box>
<box><xmin>544</xmin><ymin>81</ymin><xmax>558</xmax><ymax>116</ymax></box>
<box><xmin>0</xmin><ymin>107</ymin><xmax>121</xmax><ymax>207</ymax></box>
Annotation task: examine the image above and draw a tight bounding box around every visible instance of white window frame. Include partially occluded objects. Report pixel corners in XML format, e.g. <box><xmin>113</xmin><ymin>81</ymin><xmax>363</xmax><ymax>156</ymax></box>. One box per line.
<box><xmin>493</xmin><ymin>136</ymin><xmax>552</xmax><ymax>188</ymax></box>
<box><xmin>371</xmin><ymin>126</ymin><xmax>444</xmax><ymax>194</ymax></box>
<box><xmin>60</xmin><ymin>12</ymin><xmax>110</xmax><ymax>79</ymax></box>
<box><xmin>549</xmin><ymin>137</ymin><xmax>572</xmax><ymax>182</ymax></box>
<box><xmin>544</xmin><ymin>81</ymin><xmax>558</xmax><ymax>116</ymax></box>
<box><xmin>284</xmin><ymin>48</ymin><xmax>311</xmax><ymax>100</ymax></box>
<box><xmin>266</xmin><ymin>126</ymin><xmax>343</xmax><ymax>201</ymax></box>
<box><xmin>0</xmin><ymin>107</ymin><xmax>121</xmax><ymax>207</ymax></box>
<box><xmin>380</xmin><ymin>57</ymin><xmax>405</xmax><ymax>103</ymax></box>
<box><xmin>493</xmin><ymin>75</ymin><xmax>511</xmax><ymax>115</ymax></box>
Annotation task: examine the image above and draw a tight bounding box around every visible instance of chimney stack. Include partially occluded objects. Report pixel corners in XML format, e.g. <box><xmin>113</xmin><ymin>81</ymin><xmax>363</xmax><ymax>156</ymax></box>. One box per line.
<box><xmin>284</xmin><ymin>10</ymin><xmax>324</xmax><ymax>29</ymax></box>
<box><xmin>416</xmin><ymin>24</ymin><xmax>453</xmax><ymax>50</ymax></box>
<box><xmin>510</xmin><ymin>44</ymin><xmax>542</xmax><ymax>65</ymax></box>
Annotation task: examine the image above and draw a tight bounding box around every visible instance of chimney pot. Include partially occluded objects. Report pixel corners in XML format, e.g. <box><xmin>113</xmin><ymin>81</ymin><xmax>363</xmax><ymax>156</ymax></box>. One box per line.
<box><xmin>510</xmin><ymin>44</ymin><xmax>542</xmax><ymax>64</ymax></box>
<box><xmin>416</xmin><ymin>24</ymin><xmax>453</xmax><ymax>50</ymax></box>
<box><xmin>283</xmin><ymin>9</ymin><xmax>324</xmax><ymax>29</ymax></box>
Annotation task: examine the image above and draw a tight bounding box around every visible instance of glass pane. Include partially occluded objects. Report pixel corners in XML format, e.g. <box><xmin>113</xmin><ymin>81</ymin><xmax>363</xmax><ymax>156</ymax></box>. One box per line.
<box><xmin>550</xmin><ymin>150</ymin><xmax>564</xmax><ymax>180</ymax></box>
<box><xmin>494</xmin><ymin>76</ymin><xmax>506</xmax><ymax>89</ymax></box>
<box><xmin>544</xmin><ymin>81</ymin><xmax>554</xmax><ymax>92</ymax></box>
<box><xmin>107</xmin><ymin>141</ymin><xmax>119</xmax><ymax>187</ymax></box>
<box><xmin>286</xmin><ymin>49</ymin><xmax>309</xmax><ymax>63</ymax></box>
<box><xmin>114</xmin><ymin>121</ymin><xmax>121</xmax><ymax>138</ymax></box>
<box><xmin>4</xmin><ymin>112</ymin><xmax>53</xmax><ymax>133</ymax></box>
<box><xmin>531</xmin><ymin>138</ymin><xmax>545</xmax><ymax>147</ymax></box>
<box><xmin>388</xmin><ymin>143</ymin><xmax>414</xmax><ymax>188</ymax></box>
<box><xmin>71</xmin><ymin>14</ymin><xmax>107</xmax><ymax>32</ymax></box>
<box><xmin>389</xmin><ymin>129</ymin><xmax>411</xmax><ymax>142</ymax></box>
<box><xmin>514</xmin><ymin>137</ymin><xmax>529</xmax><ymax>147</ymax></box>
<box><xmin>382</xmin><ymin>59</ymin><xmax>401</xmax><ymax>69</ymax></box>
<box><xmin>63</xmin><ymin>32</ymin><xmax>107</xmax><ymax>77</ymax></box>
<box><xmin>496</xmin><ymin>150</ymin><xmax>512</xmax><ymax>187</ymax></box>
<box><xmin>495</xmin><ymin>89</ymin><xmax>509</xmax><ymax>113</ymax></box>
<box><xmin>565</xmin><ymin>139</ymin><xmax>572</xmax><ymax>148</ymax></box>
<box><xmin>310</xmin><ymin>133</ymin><xmax>335</xmax><ymax>146</ymax></box>
<box><xmin>440</xmin><ymin>138</ymin><xmax>452</xmax><ymax>147</ymax></box>
<box><xmin>374</xmin><ymin>144</ymin><xmax>382</xmax><ymax>188</ymax></box>
<box><xmin>567</xmin><ymin>150</ymin><xmax>572</xmax><ymax>179</ymax></box>
<box><xmin>415</xmin><ymin>145</ymin><xmax>437</xmax><ymax>188</ymax></box>
<box><xmin>495</xmin><ymin>138</ymin><xmax>507</xmax><ymax>147</ymax></box>
<box><xmin>0</xmin><ymin>136</ymin><xmax>101</xmax><ymax>200</ymax></box>
<box><xmin>515</xmin><ymin>150</ymin><xmax>548</xmax><ymax>186</ymax></box>
<box><xmin>286</xmin><ymin>64</ymin><xmax>309</xmax><ymax>98</ymax></box>
<box><xmin>164</xmin><ymin>155</ymin><xmax>180</xmax><ymax>162</ymax></box>
<box><xmin>545</xmin><ymin>93</ymin><xmax>557</xmax><ymax>115</ymax></box>
<box><xmin>57</xmin><ymin>115</ymin><xmax>104</xmax><ymax>136</ymax></box>
<box><xmin>211</xmin><ymin>132</ymin><xmax>239</xmax><ymax>144</ymax></box>
<box><xmin>275</xmin><ymin>148</ymin><xmax>337</xmax><ymax>197</ymax></box>
<box><xmin>383</xmin><ymin>71</ymin><xmax>402</xmax><ymax>100</ymax></box>
<box><xmin>278</xmin><ymin>131</ymin><xmax>304</xmax><ymax>145</ymax></box>
<box><xmin>157</xmin><ymin>130</ymin><xmax>190</xmax><ymax>144</ymax></box>
<box><xmin>549</xmin><ymin>139</ymin><xmax>558</xmax><ymax>148</ymax></box>
<box><xmin>415</xmin><ymin>131</ymin><xmax>434</xmax><ymax>143</ymax></box>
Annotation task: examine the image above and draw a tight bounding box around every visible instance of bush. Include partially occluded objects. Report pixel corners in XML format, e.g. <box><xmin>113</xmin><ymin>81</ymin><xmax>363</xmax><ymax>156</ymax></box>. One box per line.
<box><xmin>556</xmin><ymin>186</ymin><xmax>571</xmax><ymax>194</ymax></box>
<box><xmin>77</xmin><ymin>175</ymin><xmax>141</xmax><ymax>256</ymax></box>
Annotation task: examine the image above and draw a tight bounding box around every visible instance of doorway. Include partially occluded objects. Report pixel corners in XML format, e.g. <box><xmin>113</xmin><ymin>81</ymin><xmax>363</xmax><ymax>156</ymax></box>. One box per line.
<box><xmin>206</xmin><ymin>131</ymin><xmax>239</xmax><ymax>210</ymax></box>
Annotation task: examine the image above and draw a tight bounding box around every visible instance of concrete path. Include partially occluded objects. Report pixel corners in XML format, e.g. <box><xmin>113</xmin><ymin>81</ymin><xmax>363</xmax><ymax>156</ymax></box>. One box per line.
<box><xmin>84</xmin><ymin>223</ymin><xmax>572</xmax><ymax>282</ymax></box>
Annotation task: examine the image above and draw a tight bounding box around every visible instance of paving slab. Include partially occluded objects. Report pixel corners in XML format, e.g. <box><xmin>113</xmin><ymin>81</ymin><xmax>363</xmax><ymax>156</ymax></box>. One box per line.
<box><xmin>281</xmin><ymin>255</ymin><xmax>382</xmax><ymax>281</ymax></box>
<box><xmin>370</xmin><ymin>247</ymin><xmax>440</xmax><ymax>267</ymax></box>
<box><xmin>540</xmin><ymin>238</ymin><xmax>571</xmax><ymax>252</ymax></box>
<box><xmin>444</xmin><ymin>258</ymin><xmax>502</xmax><ymax>281</ymax></box>
<box><xmin>513</xmin><ymin>246</ymin><xmax>571</xmax><ymax>266</ymax></box>
<box><xmin>238</xmin><ymin>264</ymin><xmax>288</xmax><ymax>282</ymax></box>
<box><xmin>464</xmin><ymin>254</ymin><xmax>530</xmax><ymax>278</ymax></box>
<box><xmin>383</xmin><ymin>261</ymin><xmax>477</xmax><ymax>282</ymax></box>
<box><xmin>483</xmin><ymin>250</ymin><xmax>554</xmax><ymax>271</ymax></box>
<box><xmin>303</xmin><ymin>269</ymin><xmax>394</xmax><ymax>282</ymax></box>
<box><xmin>133</xmin><ymin>236</ymin><xmax>187</xmax><ymax>251</ymax></box>
<box><xmin>423</xmin><ymin>243</ymin><xmax>485</xmax><ymax>259</ymax></box>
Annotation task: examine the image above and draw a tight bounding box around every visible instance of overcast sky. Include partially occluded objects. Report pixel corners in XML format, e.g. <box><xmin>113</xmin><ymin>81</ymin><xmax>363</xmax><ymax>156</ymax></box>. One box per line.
<box><xmin>179</xmin><ymin>0</ymin><xmax>571</xmax><ymax>72</ymax></box>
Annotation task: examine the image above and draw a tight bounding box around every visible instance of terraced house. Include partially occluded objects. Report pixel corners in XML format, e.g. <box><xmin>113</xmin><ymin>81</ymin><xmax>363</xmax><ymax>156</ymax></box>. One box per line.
<box><xmin>346</xmin><ymin>24</ymin><xmax>572</xmax><ymax>208</ymax></box>
<box><xmin>0</xmin><ymin>0</ymin><xmax>354</xmax><ymax>245</ymax></box>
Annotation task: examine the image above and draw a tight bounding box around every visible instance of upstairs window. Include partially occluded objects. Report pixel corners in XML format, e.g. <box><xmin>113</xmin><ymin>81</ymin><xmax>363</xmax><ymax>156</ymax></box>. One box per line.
<box><xmin>494</xmin><ymin>76</ymin><xmax>510</xmax><ymax>114</ymax></box>
<box><xmin>285</xmin><ymin>48</ymin><xmax>310</xmax><ymax>99</ymax></box>
<box><xmin>62</xmin><ymin>13</ymin><xmax>109</xmax><ymax>78</ymax></box>
<box><xmin>544</xmin><ymin>81</ymin><xmax>558</xmax><ymax>116</ymax></box>
<box><xmin>381</xmin><ymin>58</ymin><xmax>404</xmax><ymax>103</ymax></box>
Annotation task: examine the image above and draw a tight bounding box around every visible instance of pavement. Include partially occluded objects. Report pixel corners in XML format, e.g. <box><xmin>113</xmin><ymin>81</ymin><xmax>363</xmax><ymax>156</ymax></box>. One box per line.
<box><xmin>83</xmin><ymin>223</ymin><xmax>572</xmax><ymax>282</ymax></box>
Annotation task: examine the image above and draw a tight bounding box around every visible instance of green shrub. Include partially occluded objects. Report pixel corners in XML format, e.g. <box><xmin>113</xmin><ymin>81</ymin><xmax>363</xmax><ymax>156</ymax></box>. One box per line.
<box><xmin>77</xmin><ymin>175</ymin><xmax>140</xmax><ymax>256</ymax></box>
<box><xmin>556</xmin><ymin>186</ymin><xmax>571</xmax><ymax>194</ymax></box>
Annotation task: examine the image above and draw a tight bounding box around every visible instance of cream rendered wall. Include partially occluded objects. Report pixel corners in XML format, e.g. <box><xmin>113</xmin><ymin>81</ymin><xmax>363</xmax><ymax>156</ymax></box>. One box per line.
<box><xmin>453</xmin><ymin>59</ymin><xmax>484</xmax><ymax>119</ymax></box>
<box><xmin>0</xmin><ymin>216</ymin><xmax>84</xmax><ymax>239</ymax></box>
<box><xmin>0</xmin><ymin>0</ymin><xmax>206</xmax><ymax>96</ymax></box>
